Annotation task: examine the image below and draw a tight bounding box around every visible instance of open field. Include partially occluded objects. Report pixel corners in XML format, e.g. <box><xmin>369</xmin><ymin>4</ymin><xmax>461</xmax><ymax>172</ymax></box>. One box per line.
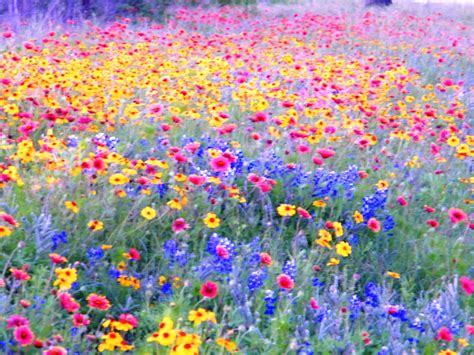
<box><xmin>0</xmin><ymin>2</ymin><xmax>473</xmax><ymax>354</ymax></box>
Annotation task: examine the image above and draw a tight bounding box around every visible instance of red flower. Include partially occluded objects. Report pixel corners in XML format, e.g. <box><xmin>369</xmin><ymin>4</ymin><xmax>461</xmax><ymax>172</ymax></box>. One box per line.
<box><xmin>49</xmin><ymin>253</ymin><xmax>68</xmax><ymax>264</ymax></box>
<box><xmin>424</xmin><ymin>205</ymin><xmax>436</xmax><ymax>213</ymax></box>
<box><xmin>126</xmin><ymin>248</ymin><xmax>141</xmax><ymax>261</ymax></box>
<box><xmin>260</xmin><ymin>252</ymin><xmax>273</xmax><ymax>266</ymax></box>
<box><xmin>276</xmin><ymin>274</ymin><xmax>294</xmax><ymax>289</ymax></box>
<box><xmin>460</xmin><ymin>276</ymin><xmax>474</xmax><ymax>295</ymax></box>
<box><xmin>87</xmin><ymin>293</ymin><xmax>111</xmax><ymax>310</ymax></box>
<box><xmin>436</xmin><ymin>327</ymin><xmax>453</xmax><ymax>342</ymax></box>
<box><xmin>426</xmin><ymin>219</ymin><xmax>439</xmax><ymax>228</ymax></box>
<box><xmin>448</xmin><ymin>208</ymin><xmax>467</xmax><ymax>223</ymax></box>
<box><xmin>200</xmin><ymin>281</ymin><xmax>218</xmax><ymax>298</ymax></box>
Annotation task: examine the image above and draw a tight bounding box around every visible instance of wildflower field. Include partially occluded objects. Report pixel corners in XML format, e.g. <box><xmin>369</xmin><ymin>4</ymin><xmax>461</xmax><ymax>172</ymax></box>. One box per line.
<box><xmin>0</xmin><ymin>3</ymin><xmax>473</xmax><ymax>354</ymax></box>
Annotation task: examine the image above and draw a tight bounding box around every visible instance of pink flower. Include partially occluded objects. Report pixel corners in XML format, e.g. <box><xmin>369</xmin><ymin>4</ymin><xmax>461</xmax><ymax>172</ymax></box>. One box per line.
<box><xmin>43</xmin><ymin>346</ymin><xmax>68</xmax><ymax>355</ymax></box>
<box><xmin>118</xmin><ymin>313</ymin><xmax>138</xmax><ymax>329</ymax></box>
<box><xmin>58</xmin><ymin>292</ymin><xmax>80</xmax><ymax>313</ymax></box>
<box><xmin>312</xmin><ymin>156</ymin><xmax>324</xmax><ymax>166</ymax></box>
<box><xmin>466</xmin><ymin>325</ymin><xmax>474</xmax><ymax>335</ymax></box>
<box><xmin>188</xmin><ymin>174</ymin><xmax>206</xmax><ymax>185</ymax></box>
<box><xmin>367</xmin><ymin>218</ymin><xmax>381</xmax><ymax>233</ymax></box>
<box><xmin>10</xmin><ymin>268</ymin><xmax>30</xmax><ymax>281</ymax></box>
<box><xmin>216</xmin><ymin>245</ymin><xmax>229</xmax><ymax>259</ymax></box>
<box><xmin>72</xmin><ymin>313</ymin><xmax>90</xmax><ymax>327</ymax></box>
<box><xmin>436</xmin><ymin>327</ymin><xmax>453</xmax><ymax>342</ymax></box>
<box><xmin>316</xmin><ymin>148</ymin><xmax>335</xmax><ymax>159</ymax></box>
<box><xmin>460</xmin><ymin>276</ymin><xmax>474</xmax><ymax>295</ymax></box>
<box><xmin>210</xmin><ymin>156</ymin><xmax>230</xmax><ymax>172</ymax></box>
<box><xmin>172</xmin><ymin>218</ymin><xmax>189</xmax><ymax>233</ymax></box>
<box><xmin>396</xmin><ymin>196</ymin><xmax>408</xmax><ymax>206</ymax></box>
<box><xmin>309</xmin><ymin>297</ymin><xmax>319</xmax><ymax>310</ymax></box>
<box><xmin>448</xmin><ymin>208</ymin><xmax>467</xmax><ymax>223</ymax></box>
<box><xmin>7</xmin><ymin>315</ymin><xmax>29</xmax><ymax>329</ymax></box>
<box><xmin>14</xmin><ymin>325</ymin><xmax>35</xmax><ymax>347</ymax></box>
<box><xmin>276</xmin><ymin>274</ymin><xmax>294</xmax><ymax>289</ymax></box>
<box><xmin>297</xmin><ymin>145</ymin><xmax>310</xmax><ymax>154</ymax></box>
<box><xmin>296</xmin><ymin>207</ymin><xmax>311</xmax><ymax>219</ymax></box>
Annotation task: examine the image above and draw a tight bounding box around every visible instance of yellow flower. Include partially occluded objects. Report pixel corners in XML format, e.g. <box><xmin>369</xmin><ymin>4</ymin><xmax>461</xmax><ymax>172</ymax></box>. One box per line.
<box><xmin>376</xmin><ymin>180</ymin><xmax>389</xmax><ymax>190</ymax></box>
<box><xmin>175</xmin><ymin>173</ymin><xmax>187</xmax><ymax>182</ymax></box>
<box><xmin>315</xmin><ymin>230</ymin><xmax>332</xmax><ymax>249</ymax></box>
<box><xmin>0</xmin><ymin>226</ymin><xmax>13</xmax><ymax>237</ymax></box>
<box><xmin>276</xmin><ymin>204</ymin><xmax>296</xmax><ymax>217</ymax></box>
<box><xmin>203</xmin><ymin>213</ymin><xmax>220</xmax><ymax>228</ymax></box>
<box><xmin>386</xmin><ymin>271</ymin><xmax>400</xmax><ymax>279</ymax></box>
<box><xmin>327</xmin><ymin>258</ymin><xmax>340</xmax><ymax>266</ymax></box>
<box><xmin>167</xmin><ymin>198</ymin><xmax>184</xmax><ymax>210</ymax></box>
<box><xmin>158</xmin><ymin>316</ymin><xmax>174</xmax><ymax>332</ymax></box>
<box><xmin>88</xmin><ymin>220</ymin><xmax>104</xmax><ymax>231</ymax></box>
<box><xmin>447</xmin><ymin>136</ymin><xmax>460</xmax><ymax>147</ymax></box>
<box><xmin>101</xmin><ymin>244</ymin><xmax>112</xmax><ymax>250</ymax></box>
<box><xmin>438</xmin><ymin>350</ymin><xmax>457</xmax><ymax>355</ymax></box>
<box><xmin>4</xmin><ymin>104</ymin><xmax>19</xmax><ymax>115</ymax></box>
<box><xmin>333</xmin><ymin>222</ymin><xmax>343</xmax><ymax>237</ymax></box>
<box><xmin>188</xmin><ymin>308</ymin><xmax>210</xmax><ymax>326</ymax></box>
<box><xmin>53</xmin><ymin>267</ymin><xmax>78</xmax><ymax>290</ymax></box>
<box><xmin>335</xmin><ymin>241</ymin><xmax>352</xmax><ymax>257</ymax></box>
<box><xmin>457</xmin><ymin>338</ymin><xmax>469</xmax><ymax>347</ymax></box>
<box><xmin>140</xmin><ymin>206</ymin><xmax>157</xmax><ymax>220</ymax></box>
<box><xmin>353</xmin><ymin>210</ymin><xmax>364</xmax><ymax>224</ymax></box>
<box><xmin>108</xmin><ymin>173</ymin><xmax>129</xmax><ymax>185</ymax></box>
<box><xmin>312</xmin><ymin>200</ymin><xmax>326</xmax><ymax>208</ymax></box>
<box><xmin>216</xmin><ymin>338</ymin><xmax>239</xmax><ymax>353</ymax></box>
<box><xmin>64</xmin><ymin>200</ymin><xmax>79</xmax><ymax>214</ymax></box>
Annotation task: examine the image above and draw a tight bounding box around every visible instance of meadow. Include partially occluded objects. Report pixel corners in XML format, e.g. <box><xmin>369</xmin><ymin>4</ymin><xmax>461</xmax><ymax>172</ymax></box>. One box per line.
<box><xmin>0</xmin><ymin>2</ymin><xmax>473</xmax><ymax>354</ymax></box>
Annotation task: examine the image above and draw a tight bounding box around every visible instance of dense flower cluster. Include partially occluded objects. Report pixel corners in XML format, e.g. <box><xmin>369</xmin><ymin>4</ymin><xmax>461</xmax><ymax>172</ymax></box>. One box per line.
<box><xmin>0</xmin><ymin>3</ymin><xmax>473</xmax><ymax>354</ymax></box>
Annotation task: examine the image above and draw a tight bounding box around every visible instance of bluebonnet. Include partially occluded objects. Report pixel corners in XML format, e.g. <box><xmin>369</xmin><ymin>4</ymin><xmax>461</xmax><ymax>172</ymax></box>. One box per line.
<box><xmin>52</xmin><ymin>231</ymin><xmax>68</xmax><ymax>251</ymax></box>
<box><xmin>361</xmin><ymin>189</ymin><xmax>388</xmax><ymax>220</ymax></box>
<box><xmin>248</xmin><ymin>269</ymin><xmax>267</xmax><ymax>293</ymax></box>
<box><xmin>163</xmin><ymin>240</ymin><xmax>189</xmax><ymax>268</ymax></box>
<box><xmin>66</xmin><ymin>135</ymin><xmax>79</xmax><ymax>148</ymax></box>
<box><xmin>383</xmin><ymin>215</ymin><xmax>396</xmax><ymax>231</ymax></box>
<box><xmin>196</xmin><ymin>234</ymin><xmax>236</xmax><ymax>277</ymax></box>
<box><xmin>155</xmin><ymin>184</ymin><xmax>169</xmax><ymax>198</ymax></box>
<box><xmin>282</xmin><ymin>260</ymin><xmax>297</xmax><ymax>281</ymax></box>
<box><xmin>264</xmin><ymin>290</ymin><xmax>278</xmax><ymax>316</ymax></box>
<box><xmin>87</xmin><ymin>247</ymin><xmax>104</xmax><ymax>265</ymax></box>
<box><xmin>109</xmin><ymin>267</ymin><xmax>121</xmax><ymax>279</ymax></box>
<box><xmin>409</xmin><ymin>318</ymin><xmax>426</xmax><ymax>333</ymax></box>
<box><xmin>161</xmin><ymin>283</ymin><xmax>173</xmax><ymax>295</ymax></box>
<box><xmin>71</xmin><ymin>327</ymin><xmax>78</xmax><ymax>337</ymax></box>
<box><xmin>312</xmin><ymin>277</ymin><xmax>325</xmax><ymax>288</ymax></box>
<box><xmin>348</xmin><ymin>295</ymin><xmax>361</xmax><ymax>321</ymax></box>
<box><xmin>93</xmin><ymin>133</ymin><xmax>119</xmax><ymax>151</ymax></box>
<box><xmin>313</xmin><ymin>165</ymin><xmax>360</xmax><ymax>199</ymax></box>
<box><xmin>364</xmin><ymin>282</ymin><xmax>380</xmax><ymax>307</ymax></box>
